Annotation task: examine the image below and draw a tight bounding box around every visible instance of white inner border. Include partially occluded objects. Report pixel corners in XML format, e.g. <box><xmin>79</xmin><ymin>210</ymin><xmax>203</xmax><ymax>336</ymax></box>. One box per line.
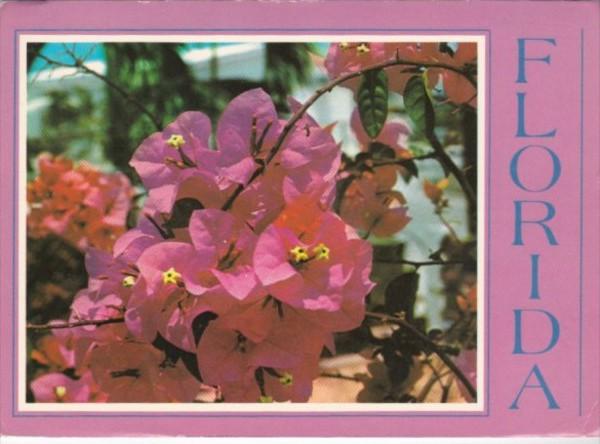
<box><xmin>18</xmin><ymin>34</ymin><xmax>486</xmax><ymax>413</ymax></box>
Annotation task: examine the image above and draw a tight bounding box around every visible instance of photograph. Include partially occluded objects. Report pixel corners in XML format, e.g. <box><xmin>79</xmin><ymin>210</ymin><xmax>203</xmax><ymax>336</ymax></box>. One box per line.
<box><xmin>24</xmin><ymin>38</ymin><xmax>480</xmax><ymax>406</ymax></box>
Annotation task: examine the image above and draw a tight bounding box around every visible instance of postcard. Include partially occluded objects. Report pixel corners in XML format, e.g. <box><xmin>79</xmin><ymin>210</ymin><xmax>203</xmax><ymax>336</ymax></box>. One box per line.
<box><xmin>0</xmin><ymin>0</ymin><xmax>598</xmax><ymax>439</ymax></box>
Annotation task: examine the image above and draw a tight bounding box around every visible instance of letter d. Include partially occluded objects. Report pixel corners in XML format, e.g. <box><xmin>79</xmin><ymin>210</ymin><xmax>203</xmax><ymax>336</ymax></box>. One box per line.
<box><xmin>513</xmin><ymin>309</ymin><xmax>560</xmax><ymax>354</ymax></box>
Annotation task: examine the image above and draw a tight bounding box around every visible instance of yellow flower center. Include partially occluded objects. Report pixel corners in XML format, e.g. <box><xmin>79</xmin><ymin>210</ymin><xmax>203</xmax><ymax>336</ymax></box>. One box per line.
<box><xmin>166</xmin><ymin>134</ymin><xmax>186</xmax><ymax>150</ymax></box>
<box><xmin>289</xmin><ymin>246</ymin><xmax>309</xmax><ymax>263</ymax></box>
<box><xmin>122</xmin><ymin>276</ymin><xmax>136</xmax><ymax>288</ymax></box>
<box><xmin>356</xmin><ymin>43</ymin><xmax>370</xmax><ymax>54</ymax></box>
<box><xmin>259</xmin><ymin>395</ymin><xmax>273</xmax><ymax>403</ymax></box>
<box><xmin>162</xmin><ymin>267</ymin><xmax>182</xmax><ymax>285</ymax></box>
<box><xmin>338</xmin><ymin>42</ymin><xmax>350</xmax><ymax>50</ymax></box>
<box><xmin>279</xmin><ymin>372</ymin><xmax>293</xmax><ymax>387</ymax></box>
<box><xmin>312</xmin><ymin>243</ymin><xmax>330</xmax><ymax>261</ymax></box>
<box><xmin>54</xmin><ymin>385</ymin><xmax>67</xmax><ymax>400</ymax></box>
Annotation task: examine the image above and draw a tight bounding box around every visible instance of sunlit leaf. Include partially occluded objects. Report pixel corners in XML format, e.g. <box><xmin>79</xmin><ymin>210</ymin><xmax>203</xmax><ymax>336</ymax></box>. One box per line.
<box><xmin>403</xmin><ymin>75</ymin><xmax>435</xmax><ymax>136</ymax></box>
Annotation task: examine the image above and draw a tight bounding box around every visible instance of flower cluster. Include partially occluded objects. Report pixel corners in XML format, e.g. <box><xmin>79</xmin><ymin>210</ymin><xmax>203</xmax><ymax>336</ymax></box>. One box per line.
<box><xmin>338</xmin><ymin>109</ymin><xmax>412</xmax><ymax>237</ymax></box>
<box><xmin>27</xmin><ymin>154</ymin><xmax>134</xmax><ymax>251</ymax></box>
<box><xmin>325</xmin><ymin>42</ymin><xmax>477</xmax><ymax>106</ymax></box>
<box><xmin>30</xmin><ymin>88</ymin><xmax>375</xmax><ymax>403</ymax></box>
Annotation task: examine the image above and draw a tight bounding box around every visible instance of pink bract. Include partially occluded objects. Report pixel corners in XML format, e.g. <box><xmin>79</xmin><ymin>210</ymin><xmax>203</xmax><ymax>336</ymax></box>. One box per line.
<box><xmin>31</xmin><ymin>372</ymin><xmax>91</xmax><ymax>403</ymax></box>
<box><xmin>254</xmin><ymin>198</ymin><xmax>375</xmax><ymax>332</ymax></box>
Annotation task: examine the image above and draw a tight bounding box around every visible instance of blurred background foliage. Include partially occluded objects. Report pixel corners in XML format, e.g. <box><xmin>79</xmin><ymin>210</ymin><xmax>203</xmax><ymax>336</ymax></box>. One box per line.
<box><xmin>27</xmin><ymin>42</ymin><xmax>315</xmax><ymax>180</ymax></box>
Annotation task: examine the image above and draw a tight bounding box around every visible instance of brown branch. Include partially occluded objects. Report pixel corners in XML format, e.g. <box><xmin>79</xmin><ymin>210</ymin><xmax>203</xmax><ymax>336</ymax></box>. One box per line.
<box><xmin>427</xmin><ymin>131</ymin><xmax>476</xmax><ymax>208</ymax></box>
<box><xmin>320</xmin><ymin>372</ymin><xmax>362</xmax><ymax>382</ymax></box>
<box><xmin>221</xmin><ymin>56</ymin><xmax>477</xmax><ymax>211</ymax></box>
<box><xmin>416</xmin><ymin>363</ymin><xmax>451</xmax><ymax>403</ymax></box>
<box><xmin>375</xmin><ymin>258</ymin><xmax>466</xmax><ymax>268</ymax></box>
<box><xmin>370</xmin><ymin>152</ymin><xmax>437</xmax><ymax>168</ymax></box>
<box><xmin>35</xmin><ymin>53</ymin><xmax>162</xmax><ymax>131</ymax></box>
<box><xmin>27</xmin><ymin>317</ymin><xmax>125</xmax><ymax>331</ymax></box>
<box><xmin>435</xmin><ymin>208</ymin><xmax>461</xmax><ymax>244</ymax></box>
<box><xmin>365</xmin><ymin>311</ymin><xmax>477</xmax><ymax>400</ymax></box>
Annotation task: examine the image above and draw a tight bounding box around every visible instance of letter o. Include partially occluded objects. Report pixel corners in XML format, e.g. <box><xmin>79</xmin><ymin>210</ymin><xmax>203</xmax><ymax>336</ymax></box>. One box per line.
<box><xmin>510</xmin><ymin>145</ymin><xmax>561</xmax><ymax>192</ymax></box>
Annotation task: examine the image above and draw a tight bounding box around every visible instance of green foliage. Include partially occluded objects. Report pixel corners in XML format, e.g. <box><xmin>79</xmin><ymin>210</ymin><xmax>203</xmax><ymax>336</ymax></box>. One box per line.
<box><xmin>264</xmin><ymin>43</ymin><xmax>314</xmax><ymax>111</ymax></box>
<box><xmin>403</xmin><ymin>74</ymin><xmax>435</xmax><ymax>137</ymax></box>
<box><xmin>27</xmin><ymin>86</ymin><xmax>106</xmax><ymax>173</ymax></box>
<box><xmin>357</xmin><ymin>69</ymin><xmax>389</xmax><ymax>139</ymax></box>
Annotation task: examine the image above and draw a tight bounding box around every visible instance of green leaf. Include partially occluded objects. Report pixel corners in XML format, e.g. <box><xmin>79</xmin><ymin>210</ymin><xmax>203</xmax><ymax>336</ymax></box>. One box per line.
<box><xmin>403</xmin><ymin>75</ymin><xmax>435</xmax><ymax>136</ymax></box>
<box><xmin>369</xmin><ymin>142</ymin><xmax>396</xmax><ymax>160</ymax></box>
<box><xmin>357</xmin><ymin>69</ymin><xmax>389</xmax><ymax>139</ymax></box>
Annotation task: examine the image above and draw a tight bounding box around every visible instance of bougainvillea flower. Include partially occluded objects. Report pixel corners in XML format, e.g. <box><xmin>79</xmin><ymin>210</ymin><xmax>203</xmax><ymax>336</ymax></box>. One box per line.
<box><xmin>427</xmin><ymin>42</ymin><xmax>477</xmax><ymax>107</ymax></box>
<box><xmin>84</xmin><ymin>215</ymin><xmax>163</xmax><ymax>308</ymax></box>
<box><xmin>350</xmin><ymin>108</ymin><xmax>411</xmax><ymax>157</ymax></box>
<box><xmin>130</xmin><ymin>111</ymin><xmax>221</xmax><ymax>213</ymax></box>
<box><xmin>68</xmin><ymin>289</ymin><xmax>128</xmax><ymax>343</ymax></box>
<box><xmin>124</xmin><ymin>242</ymin><xmax>210</xmax><ymax>345</ymax></box>
<box><xmin>28</xmin><ymin>81</ymin><xmax>385</xmax><ymax>404</ymax></box>
<box><xmin>325</xmin><ymin>42</ymin><xmax>441</xmax><ymax>93</ymax></box>
<box><xmin>254</xmin><ymin>197</ymin><xmax>374</xmax><ymax>331</ymax></box>
<box><xmin>456</xmin><ymin>285</ymin><xmax>477</xmax><ymax>313</ymax></box>
<box><xmin>27</xmin><ymin>154</ymin><xmax>133</xmax><ymax>251</ymax></box>
<box><xmin>217</xmin><ymin>355</ymin><xmax>320</xmax><ymax>403</ymax></box>
<box><xmin>349</xmin><ymin>107</ymin><xmax>414</xmax><ymax>187</ymax></box>
<box><xmin>324</xmin><ymin>42</ymin><xmax>389</xmax><ymax>90</ymax></box>
<box><xmin>423</xmin><ymin>178</ymin><xmax>450</xmax><ymax>206</ymax></box>
<box><xmin>37</xmin><ymin>153</ymin><xmax>74</xmax><ymax>183</ymax></box>
<box><xmin>189</xmin><ymin>209</ymin><xmax>262</xmax><ymax>301</ymax></box>
<box><xmin>216</xmin><ymin>88</ymin><xmax>280</xmax><ymax>185</ymax></box>
<box><xmin>125</xmin><ymin>237</ymin><xmax>240</xmax><ymax>349</ymax></box>
<box><xmin>37</xmin><ymin>325</ymin><xmax>97</xmax><ymax>376</ymax></box>
<box><xmin>325</xmin><ymin>42</ymin><xmax>476</xmax><ymax>105</ymax></box>
<box><xmin>197</xmin><ymin>301</ymin><xmax>329</xmax><ymax>401</ymax></box>
<box><xmin>455</xmin><ymin>348</ymin><xmax>477</xmax><ymax>402</ymax></box>
<box><xmin>30</xmin><ymin>334</ymin><xmax>74</xmax><ymax>371</ymax></box>
<box><xmin>89</xmin><ymin>341</ymin><xmax>201</xmax><ymax>402</ymax></box>
<box><xmin>340</xmin><ymin>175</ymin><xmax>411</xmax><ymax>237</ymax></box>
<box><xmin>229</xmin><ymin>99</ymin><xmax>340</xmax><ymax>232</ymax></box>
<box><xmin>31</xmin><ymin>372</ymin><xmax>91</xmax><ymax>403</ymax></box>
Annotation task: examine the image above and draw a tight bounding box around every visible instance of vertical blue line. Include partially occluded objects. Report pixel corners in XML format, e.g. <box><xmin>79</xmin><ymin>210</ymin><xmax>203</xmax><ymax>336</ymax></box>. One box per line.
<box><xmin>12</xmin><ymin>30</ymin><xmax>18</xmax><ymax>416</ymax></box>
<box><xmin>578</xmin><ymin>28</ymin><xmax>584</xmax><ymax>417</ymax></box>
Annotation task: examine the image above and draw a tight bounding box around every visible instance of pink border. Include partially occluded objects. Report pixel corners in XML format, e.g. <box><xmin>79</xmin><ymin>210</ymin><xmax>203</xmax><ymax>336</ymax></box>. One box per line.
<box><xmin>1</xmin><ymin>0</ymin><xmax>598</xmax><ymax>437</ymax></box>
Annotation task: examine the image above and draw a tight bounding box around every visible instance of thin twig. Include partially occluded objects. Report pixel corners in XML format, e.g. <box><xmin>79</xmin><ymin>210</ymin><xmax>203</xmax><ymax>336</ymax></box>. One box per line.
<box><xmin>370</xmin><ymin>152</ymin><xmax>437</xmax><ymax>168</ymax></box>
<box><xmin>320</xmin><ymin>372</ymin><xmax>362</xmax><ymax>382</ymax></box>
<box><xmin>365</xmin><ymin>311</ymin><xmax>476</xmax><ymax>400</ymax></box>
<box><xmin>375</xmin><ymin>258</ymin><xmax>466</xmax><ymax>268</ymax></box>
<box><xmin>221</xmin><ymin>56</ymin><xmax>477</xmax><ymax>211</ymax></box>
<box><xmin>27</xmin><ymin>317</ymin><xmax>125</xmax><ymax>331</ymax></box>
<box><xmin>35</xmin><ymin>53</ymin><xmax>162</xmax><ymax>131</ymax></box>
<box><xmin>435</xmin><ymin>209</ymin><xmax>461</xmax><ymax>243</ymax></box>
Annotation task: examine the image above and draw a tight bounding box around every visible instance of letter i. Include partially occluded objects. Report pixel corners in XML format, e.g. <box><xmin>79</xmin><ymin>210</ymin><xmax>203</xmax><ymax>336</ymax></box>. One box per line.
<box><xmin>530</xmin><ymin>254</ymin><xmax>540</xmax><ymax>300</ymax></box>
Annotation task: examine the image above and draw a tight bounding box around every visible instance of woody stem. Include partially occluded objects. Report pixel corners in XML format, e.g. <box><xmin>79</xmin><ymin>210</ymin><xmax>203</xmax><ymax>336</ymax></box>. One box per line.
<box><xmin>365</xmin><ymin>311</ymin><xmax>477</xmax><ymax>400</ymax></box>
<box><xmin>27</xmin><ymin>317</ymin><xmax>125</xmax><ymax>331</ymax></box>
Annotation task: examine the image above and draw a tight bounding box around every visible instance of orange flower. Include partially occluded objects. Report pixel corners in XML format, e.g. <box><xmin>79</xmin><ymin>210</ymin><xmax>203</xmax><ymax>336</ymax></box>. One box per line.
<box><xmin>27</xmin><ymin>154</ymin><xmax>134</xmax><ymax>251</ymax></box>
